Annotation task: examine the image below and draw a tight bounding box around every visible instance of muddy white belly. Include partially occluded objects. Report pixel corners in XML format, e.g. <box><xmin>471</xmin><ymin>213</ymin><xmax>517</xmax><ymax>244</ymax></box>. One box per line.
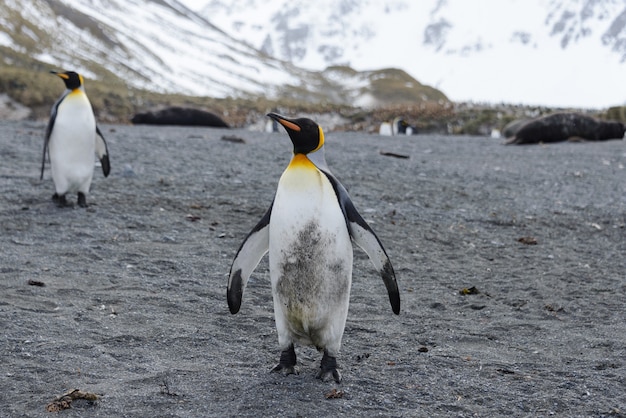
<box><xmin>269</xmin><ymin>159</ymin><xmax>352</xmax><ymax>347</ymax></box>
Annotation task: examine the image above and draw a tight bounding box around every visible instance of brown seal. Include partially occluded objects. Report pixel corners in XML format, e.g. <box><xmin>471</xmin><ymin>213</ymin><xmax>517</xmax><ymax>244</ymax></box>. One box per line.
<box><xmin>131</xmin><ymin>106</ymin><xmax>229</xmax><ymax>128</ymax></box>
<box><xmin>506</xmin><ymin>112</ymin><xmax>625</xmax><ymax>145</ymax></box>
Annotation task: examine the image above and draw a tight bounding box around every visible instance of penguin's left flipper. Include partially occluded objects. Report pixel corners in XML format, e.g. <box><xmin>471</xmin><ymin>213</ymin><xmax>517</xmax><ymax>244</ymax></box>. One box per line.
<box><xmin>325</xmin><ymin>173</ymin><xmax>401</xmax><ymax>315</ymax></box>
<box><xmin>227</xmin><ymin>204</ymin><xmax>272</xmax><ymax>314</ymax></box>
<box><xmin>96</xmin><ymin>126</ymin><xmax>110</xmax><ymax>177</ymax></box>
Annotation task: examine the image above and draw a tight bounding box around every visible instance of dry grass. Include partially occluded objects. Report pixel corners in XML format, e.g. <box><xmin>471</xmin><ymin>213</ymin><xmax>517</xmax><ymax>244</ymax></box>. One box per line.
<box><xmin>0</xmin><ymin>54</ymin><xmax>613</xmax><ymax>134</ymax></box>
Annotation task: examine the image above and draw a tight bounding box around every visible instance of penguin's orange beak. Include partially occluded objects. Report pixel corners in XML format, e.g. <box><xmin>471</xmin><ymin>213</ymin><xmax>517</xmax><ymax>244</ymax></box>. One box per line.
<box><xmin>267</xmin><ymin>113</ymin><xmax>301</xmax><ymax>132</ymax></box>
<box><xmin>50</xmin><ymin>70</ymin><xmax>69</xmax><ymax>80</ymax></box>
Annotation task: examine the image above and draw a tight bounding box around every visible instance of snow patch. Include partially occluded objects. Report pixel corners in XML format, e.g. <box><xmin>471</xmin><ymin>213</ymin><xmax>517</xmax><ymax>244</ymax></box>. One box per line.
<box><xmin>194</xmin><ymin>0</ymin><xmax>626</xmax><ymax>108</ymax></box>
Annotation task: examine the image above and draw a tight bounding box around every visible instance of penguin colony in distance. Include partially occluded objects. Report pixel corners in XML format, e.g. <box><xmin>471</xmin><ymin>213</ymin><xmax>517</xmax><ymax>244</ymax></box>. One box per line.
<box><xmin>228</xmin><ymin>113</ymin><xmax>400</xmax><ymax>383</ymax></box>
<box><xmin>41</xmin><ymin>71</ymin><xmax>110</xmax><ymax>207</ymax></box>
<box><xmin>379</xmin><ymin>117</ymin><xmax>416</xmax><ymax>136</ymax></box>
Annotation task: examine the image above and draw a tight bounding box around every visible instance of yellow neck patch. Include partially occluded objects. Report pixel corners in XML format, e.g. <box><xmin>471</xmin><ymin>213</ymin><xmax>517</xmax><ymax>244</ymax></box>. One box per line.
<box><xmin>68</xmin><ymin>88</ymin><xmax>85</xmax><ymax>98</ymax></box>
<box><xmin>288</xmin><ymin>153</ymin><xmax>316</xmax><ymax>169</ymax></box>
<box><xmin>281</xmin><ymin>153</ymin><xmax>323</xmax><ymax>191</ymax></box>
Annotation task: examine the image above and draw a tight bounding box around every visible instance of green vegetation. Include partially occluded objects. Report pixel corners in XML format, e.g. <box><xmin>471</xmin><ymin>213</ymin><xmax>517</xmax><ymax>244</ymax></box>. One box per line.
<box><xmin>0</xmin><ymin>58</ymin><xmax>450</xmax><ymax>127</ymax></box>
<box><xmin>364</xmin><ymin>68</ymin><xmax>448</xmax><ymax>104</ymax></box>
<box><xmin>605</xmin><ymin>106</ymin><xmax>626</xmax><ymax>122</ymax></box>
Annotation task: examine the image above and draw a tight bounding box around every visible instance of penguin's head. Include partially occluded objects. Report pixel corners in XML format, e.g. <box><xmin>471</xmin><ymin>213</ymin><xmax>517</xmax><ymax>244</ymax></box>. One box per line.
<box><xmin>51</xmin><ymin>70</ymin><xmax>84</xmax><ymax>90</ymax></box>
<box><xmin>267</xmin><ymin>113</ymin><xmax>324</xmax><ymax>155</ymax></box>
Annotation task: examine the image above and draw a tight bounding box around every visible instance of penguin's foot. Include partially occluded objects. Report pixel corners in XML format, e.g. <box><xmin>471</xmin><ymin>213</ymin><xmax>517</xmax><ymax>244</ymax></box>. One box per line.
<box><xmin>77</xmin><ymin>192</ymin><xmax>87</xmax><ymax>208</ymax></box>
<box><xmin>316</xmin><ymin>350</ymin><xmax>342</xmax><ymax>383</ymax></box>
<box><xmin>52</xmin><ymin>193</ymin><xmax>69</xmax><ymax>208</ymax></box>
<box><xmin>271</xmin><ymin>344</ymin><xmax>298</xmax><ymax>376</ymax></box>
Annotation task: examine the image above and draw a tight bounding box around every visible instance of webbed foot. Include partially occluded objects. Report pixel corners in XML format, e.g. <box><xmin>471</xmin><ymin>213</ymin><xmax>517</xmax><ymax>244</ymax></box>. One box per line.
<box><xmin>271</xmin><ymin>344</ymin><xmax>298</xmax><ymax>376</ymax></box>
<box><xmin>316</xmin><ymin>350</ymin><xmax>341</xmax><ymax>383</ymax></box>
<box><xmin>52</xmin><ymin>193</ymin><xmax>69</xmax><ymax>208</ymax></box>
<box><xmin>77</xmin><ymin>192</ymin><xmax>87</xmax><ymax>208</ymax></box>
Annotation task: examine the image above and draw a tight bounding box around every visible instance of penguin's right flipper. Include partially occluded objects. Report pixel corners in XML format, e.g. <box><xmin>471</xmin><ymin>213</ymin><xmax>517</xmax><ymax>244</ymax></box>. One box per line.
<box><xmin>227</xmin><ymin>204</ymin><xmax>272</xmax><ymax>314</ymax></box>
<box><xmin>41</xmin><ymin>94</ymin><xmax>64</xmax><ymax>180</ymax></box>
<box><xmin>96</xmin><ymin>126</ymin><xmax>110</xmax><ymax>177</ymax></box>
<box><xmin>40</xmin><ymin>133</ymin><xmax>50</xmax><ymax>181</ymax></box>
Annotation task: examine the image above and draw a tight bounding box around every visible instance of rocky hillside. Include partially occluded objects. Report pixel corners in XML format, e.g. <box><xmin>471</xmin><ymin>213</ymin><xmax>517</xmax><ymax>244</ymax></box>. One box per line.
<box><xmin>0</xmin><ymin>0</ymin><xmax>446</xmax><ymax>120</ymax></box>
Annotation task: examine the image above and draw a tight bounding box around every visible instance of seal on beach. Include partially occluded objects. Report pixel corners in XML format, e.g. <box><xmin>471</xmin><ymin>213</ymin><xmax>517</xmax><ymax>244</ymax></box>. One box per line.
<box><xmin>501</xmin><ymin>118</ymin><xmax>529</xmax><ymax>139</ymax></box>
<box><xmin>227</xmin><ymin>113</ymin><xmax>400</xmax><ymax>383</ymax></box>
<box><xmin>41</xmin><ymin>71</ymin><xmax>110</xmax><ymax>207</ymax></box>
<box><xmin>506</xmin><ymin>112</ymin><xmax>626</xmax><ymax>145</ymax></box>
<box><xmin>130</xmin><ymin>106</ymin><xmax>229</xmax><ymax>127</ymax></box>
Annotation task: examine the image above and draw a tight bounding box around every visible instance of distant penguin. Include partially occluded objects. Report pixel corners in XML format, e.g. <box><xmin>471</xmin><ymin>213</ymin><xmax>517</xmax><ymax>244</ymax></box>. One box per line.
<box><xmin>265</xmin><ymin>118</ymin><xmax>279</xmax><ymax>133</ymax></box>
<box><xmin>41</xmin><ymin>71</ymin><xmax>110</xmax><ymax>207</ymax></box>
<box><xmin>378</xmin><ymin>121</ymin><xmax>393</xmax><ymax>136</ymax></box>
<box><xmin>393</xmin><ymin>117</ymin><xmax>408</xmax><ymax>135</ymax></box>
<box><xmin>379</xmin><ymin>117</ymin><xmax>416</xmax><ymax>136</ymax></box>
<box><xmin>227</xmin><ymin>113</ymin><xmax>400</xmax><ymax>383</ymax></box>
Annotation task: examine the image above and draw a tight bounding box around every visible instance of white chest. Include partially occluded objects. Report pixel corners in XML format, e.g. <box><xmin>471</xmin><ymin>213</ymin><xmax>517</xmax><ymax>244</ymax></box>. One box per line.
<box><xmin>271</xmin><ymin>158</ymin><xmax>348</xmax><ymax>247</ymax></box>
<box><xmin>269</xmin><ymin>156</ymin><xmax>352</xmax><ymax>287</ymax></box>
<box><xmin>50</xmin><ymin>93</ymin><xmax>96</xmax><ymax>156</ymax></box>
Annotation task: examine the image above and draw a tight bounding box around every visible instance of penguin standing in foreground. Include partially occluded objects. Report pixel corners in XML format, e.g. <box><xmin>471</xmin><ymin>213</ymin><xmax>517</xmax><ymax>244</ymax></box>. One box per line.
<box><xmin>227</xmin><ymin>113</ymin><xmax>400</xmax><ymax>383</ymax></box>
<box><xmin>41</xmin><ymin>71</ymin><xmax>110</xmax><ymax>207</ymax></box>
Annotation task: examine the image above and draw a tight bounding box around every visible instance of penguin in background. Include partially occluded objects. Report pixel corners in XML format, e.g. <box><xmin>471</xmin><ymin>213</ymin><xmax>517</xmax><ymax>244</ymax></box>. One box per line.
<box><xmin>264</xmin><ymin>108</ymin><xmax>281</xmax><ymax>132</ymax></box>
<box><xmin>379</xmin><ymin>117</ymin><xmax>417</xmax><ymax>136</ymax></box>
<box><xmin>41</xmin><ymin>70</ymin><xmax>110</xmax><ymax>207</ymax></box>
<box><xmin>396</xmin><ymin>117</ymin><xmax>417</xmax><ymax>135</ymax></box>
<box><xmin>227</xmin><ymin>113</ymin><xmax>400</xmax><ymax>383</ymax></box>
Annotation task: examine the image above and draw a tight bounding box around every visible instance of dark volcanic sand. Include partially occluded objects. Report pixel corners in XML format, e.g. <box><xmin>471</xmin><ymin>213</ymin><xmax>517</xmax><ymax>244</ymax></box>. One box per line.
<box><xmin>1</xmin><ymin>120</ymin><xmax>625</xmax><ymax>417</ymax></box>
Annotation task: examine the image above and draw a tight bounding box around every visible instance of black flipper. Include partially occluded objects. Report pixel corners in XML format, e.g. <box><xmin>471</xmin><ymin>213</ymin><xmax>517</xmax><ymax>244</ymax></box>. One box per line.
<box><xmin>227</xmin><ymin>203</ymin><xmax>273</xmax><ymax>314</ymax></box>
<box><xmin>323</xmin><ymin>171</ymin><xmax>400</xmax><ymax>315</ymax></box>
<box><xmin>95</xmin><ymin>125</ymin><xmax>110</xmax><ymax>177</ymax></box>
<box><xmin>41</xmin><ymin>93</ymin><xmax>66</xmax><ymax>180</ymax></box>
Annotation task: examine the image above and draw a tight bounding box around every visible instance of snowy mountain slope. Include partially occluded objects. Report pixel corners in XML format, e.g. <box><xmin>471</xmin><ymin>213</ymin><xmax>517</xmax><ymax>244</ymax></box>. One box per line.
<box><xmin>0</xmin><ymin>0</ymin><xmax>447</xmax><ymax>107</ymax></box>
<box><xmin>194</xmin><ymin>0</ymin><xmax>626</xmax><ymax>108</ymax></box>
<box><xmin>0</xmin><ymin>0</ymin><xmax>302</xmax><ymax>98</ymax></box>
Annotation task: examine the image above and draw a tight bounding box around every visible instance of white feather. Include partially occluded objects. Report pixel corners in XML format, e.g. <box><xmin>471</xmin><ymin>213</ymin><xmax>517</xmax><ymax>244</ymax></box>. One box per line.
<box><xmin>48</xmin><ymin>91</ymin><xmax>97</xmax><ymax>195</ymax></box>
<box><xmin>269</xmin><ymin>156</ymin><xmax>352</xmax><ymax>355</ymax></box>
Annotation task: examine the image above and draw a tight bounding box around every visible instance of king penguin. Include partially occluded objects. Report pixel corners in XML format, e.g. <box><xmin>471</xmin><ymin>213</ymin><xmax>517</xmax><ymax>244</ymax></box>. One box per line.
<box><xmin>41</xmin><ymin>70</ymin><xmax>110</xmax><ymax>207</ymax></box>
<box><xmin>227</xmin><ymin>113</ymin><xmax>400</xmax><ymax>383</ymax></box>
